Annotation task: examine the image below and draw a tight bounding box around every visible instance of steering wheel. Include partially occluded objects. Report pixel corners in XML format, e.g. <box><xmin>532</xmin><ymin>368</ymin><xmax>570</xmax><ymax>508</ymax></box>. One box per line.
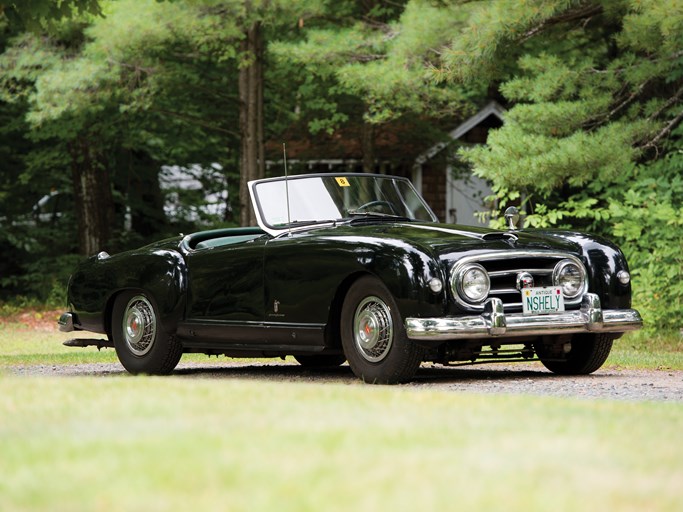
<box><xmin>354</xmin><ymin>200</ymin><xmax>398</xmax><ymax>215</ymax></box>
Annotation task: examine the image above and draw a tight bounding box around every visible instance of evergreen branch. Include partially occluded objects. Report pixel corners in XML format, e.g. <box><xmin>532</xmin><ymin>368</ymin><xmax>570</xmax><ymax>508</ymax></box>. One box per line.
<box><xmin>111</xmin><ymin>60</ymin><xmax>156</xmax><ymax>75</ymax></box>
<box><xmin>383</xmin><ymin>0</ymin><xmax>406</xmax><ymax>8</ymax></box>
<box><xmin>149</xmin><ymin>108</ymin><xmax>240</xmax><ymax>137</ymax></box>
<box><xmin>521</xmin><ymin>3</ymin><xmax>603</xmax><ymax>42</ymax></box>
<box><xmin>647</xmin><ymin>85</ymin><xmax>683</xmax><ymax>122</ymax></box>
<box><xmin>344</xmin><ymin>53</ymin><xmax>387</xmax><ymax>63</ymax></box>
<box><xmin>360</xmin><ymin>18</ymin><xmax>393</xmax><ymax>32</ymax></box>
<box><xmin>643</xmin><ymin>108</ymin><xmax>683</xmax><ymax>150</ymax></box>
<box><xmin>606</xmin><ymin>81</ymin><xmax>650</xmax><ymax>120</ymax></box>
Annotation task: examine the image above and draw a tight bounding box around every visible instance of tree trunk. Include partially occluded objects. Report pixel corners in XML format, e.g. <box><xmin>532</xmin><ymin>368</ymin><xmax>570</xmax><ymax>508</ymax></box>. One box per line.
<box><xmin>362</xmin><ymin>119</ymin><xmax>375</xmax><ymax>173</ymax></box>
<box><xmin>239</xmin><ymin>18</ymin><xmax>265</xmax><ymax>227</ymax></box>
<box><xmin>69</xmin><ymin>137</ymin><xmax>115</xmax><ymax>256</ymax></box>
<box><xmin>127</xmin><ymin>150</ymin><xmax>166</xmax><ymax>237</ymax></box>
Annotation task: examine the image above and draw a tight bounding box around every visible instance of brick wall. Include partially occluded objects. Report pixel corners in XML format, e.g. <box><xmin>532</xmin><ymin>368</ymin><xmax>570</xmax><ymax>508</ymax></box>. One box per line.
<box><xmin>420</xmin><ymin>164</ymin><xmax>446</xmax><ymax>222</ymax></box>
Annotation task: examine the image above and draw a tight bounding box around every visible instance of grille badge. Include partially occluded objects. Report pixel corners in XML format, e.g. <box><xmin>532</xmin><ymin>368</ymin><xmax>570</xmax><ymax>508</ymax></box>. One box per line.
<box><xmin>516</xmin><ymin>272</ymin><xmax>535</xmax><ymax>291</ymax></box>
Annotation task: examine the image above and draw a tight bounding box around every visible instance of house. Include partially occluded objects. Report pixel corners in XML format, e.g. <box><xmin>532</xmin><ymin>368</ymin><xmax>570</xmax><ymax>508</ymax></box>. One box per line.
<box><xmin>412</xmin><ymin>101</ymin><xmax>505</xmax><ymax>225</ymax></box>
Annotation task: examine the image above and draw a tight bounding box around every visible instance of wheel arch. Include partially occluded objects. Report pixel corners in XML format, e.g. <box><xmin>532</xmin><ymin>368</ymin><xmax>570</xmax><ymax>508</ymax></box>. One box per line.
<box><xmin>367</xmin><ymin>241</ymin><xmax>448</xmax><ymax>319</ymax></box>
<box><xmin>325</xmin><ymin>271</ymin><xmax>372</xmax><ymax>349</ymax></box>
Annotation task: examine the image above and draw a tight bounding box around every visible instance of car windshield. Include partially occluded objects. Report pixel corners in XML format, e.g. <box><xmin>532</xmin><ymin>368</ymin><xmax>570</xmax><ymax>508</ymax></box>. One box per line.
<box><xmin>251</xmin><ymin>174</ymin><xmax>436</xmax><ymax>233</ymax></box>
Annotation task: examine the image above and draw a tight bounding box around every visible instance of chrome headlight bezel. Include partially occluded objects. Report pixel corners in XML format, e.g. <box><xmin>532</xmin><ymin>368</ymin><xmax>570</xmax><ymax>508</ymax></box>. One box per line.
<box><xmin>552</xmin><ymin>258</ymin><xmax>588</xmax><ymax>299</ymax></box>
<box><xmin>451</xmin><ymin>263</ymin><xmax>490</xmax><ymax>304</ymax></box>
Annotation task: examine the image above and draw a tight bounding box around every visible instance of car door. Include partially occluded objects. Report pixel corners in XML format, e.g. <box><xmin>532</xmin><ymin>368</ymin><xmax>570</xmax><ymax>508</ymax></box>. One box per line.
<box><xmin>185</xmin><ymin>237</ymin><xmax>266</xmax><ymax>323</ymax></box>
<box><xmin>261</xmin><ymin>233</ymin><xmax>354</xmax><ymax>348</ymax></box>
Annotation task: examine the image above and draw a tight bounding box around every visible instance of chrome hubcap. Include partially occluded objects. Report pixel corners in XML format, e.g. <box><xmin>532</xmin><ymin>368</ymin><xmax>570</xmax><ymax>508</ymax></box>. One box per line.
<box><xmin>122</xmin><ymin>296</ymin><xmax>156</xmax><ymax>356</ymax></box>
<box><xmin>353</xmin><ymin>296</ymin><xmax>393</xmax><ymax>362</ymax></box>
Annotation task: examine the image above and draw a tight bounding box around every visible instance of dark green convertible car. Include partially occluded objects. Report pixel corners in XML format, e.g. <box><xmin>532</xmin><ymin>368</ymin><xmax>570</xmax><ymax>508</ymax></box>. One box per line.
<box><xmin>59</xmin><ymin>173</ymin><xmax>642</xmax><ymax>383</ymax></box>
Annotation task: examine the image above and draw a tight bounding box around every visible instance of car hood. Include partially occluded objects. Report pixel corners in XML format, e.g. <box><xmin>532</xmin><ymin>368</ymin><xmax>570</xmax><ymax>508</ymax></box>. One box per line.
<box><xmin>322</xmin><ymin>221</ymin><xmax>582</xmax><ymax>260</ymax></box>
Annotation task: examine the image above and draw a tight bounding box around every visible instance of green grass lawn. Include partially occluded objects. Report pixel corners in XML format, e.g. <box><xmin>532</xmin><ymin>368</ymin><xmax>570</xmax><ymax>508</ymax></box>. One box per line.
<box><xmin>1</xmin><ymin>319</ymin><xmax>682</xmax><ymax>511</ymax></box>
<box><xmin>1</xmin><ymin>376</ymin><xmax>682</xmax><ymax>511</ymax></box>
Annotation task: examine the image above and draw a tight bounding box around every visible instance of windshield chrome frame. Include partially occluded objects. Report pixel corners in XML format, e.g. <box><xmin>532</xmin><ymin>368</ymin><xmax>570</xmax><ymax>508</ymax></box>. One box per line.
<box><xmin>248</xmin><ymin>173</ymin><xmax>437</xmax><ymax>237</ymax></box>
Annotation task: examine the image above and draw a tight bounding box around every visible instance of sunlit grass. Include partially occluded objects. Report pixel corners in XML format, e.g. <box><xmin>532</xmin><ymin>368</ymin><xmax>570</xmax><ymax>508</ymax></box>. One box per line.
<box><xmin>0</xmin><ymin>322</ymin><xmax>250</xmax><ymax>367</ymax></box>
<box><xmin>0</xmin><ymin>376</ymin><xmax>682</xmax><ymax>512</ymax></box>
<box><xmin>609</xmin><ymin>331</ymin><xmax>683</xmax><ymax>370</ymax></box>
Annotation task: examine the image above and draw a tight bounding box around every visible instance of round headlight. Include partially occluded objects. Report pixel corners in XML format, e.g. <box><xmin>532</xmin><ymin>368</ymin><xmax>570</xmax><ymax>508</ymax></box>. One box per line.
<box><xmin>455</xmin><ymin>264</ymin><xmax>490</xmax><ymax>303</ymax></box>
<box><xmin>553</xmin><ymin>259</ymin><xmax>586</xmax><ymax>299</ymax></box>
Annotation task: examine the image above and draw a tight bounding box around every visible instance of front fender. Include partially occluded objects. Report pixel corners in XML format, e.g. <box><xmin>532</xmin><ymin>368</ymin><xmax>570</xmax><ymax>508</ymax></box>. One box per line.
<box><xmin>68</xmin><ymin>248</ymin><xmax>188</xmax><ymax>333</ymax></box>
<box><xmin>366</xmin><ymin>240</ymin><xmax>448</xmax><ymax>318</ymax></box>
<box><xmin>533</xmin><ymin>230</ymin><xmax>633</xmax><ymax>309</ymax></box>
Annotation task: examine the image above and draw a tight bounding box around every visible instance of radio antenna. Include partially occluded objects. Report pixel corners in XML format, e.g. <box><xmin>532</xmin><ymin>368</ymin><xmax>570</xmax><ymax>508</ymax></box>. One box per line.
<box><xmin>283</xmin><ymin>143</ymin><xmax>292</xmax><ymax>236</ymax></box>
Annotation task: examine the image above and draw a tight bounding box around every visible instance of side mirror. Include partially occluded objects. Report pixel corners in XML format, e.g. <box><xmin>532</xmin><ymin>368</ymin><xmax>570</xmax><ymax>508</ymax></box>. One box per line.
<box><xmin>504</xmin><ymin>206</ymin><xmax>520</xmax><ymax>231</ymax></box>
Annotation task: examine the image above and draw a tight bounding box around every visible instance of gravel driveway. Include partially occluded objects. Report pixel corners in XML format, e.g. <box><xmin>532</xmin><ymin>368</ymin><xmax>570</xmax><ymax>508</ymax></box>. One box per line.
<box><xmin>6</xmin><ymin>360</ymin><xmax>683</xmax><ymax>402</ymax></box>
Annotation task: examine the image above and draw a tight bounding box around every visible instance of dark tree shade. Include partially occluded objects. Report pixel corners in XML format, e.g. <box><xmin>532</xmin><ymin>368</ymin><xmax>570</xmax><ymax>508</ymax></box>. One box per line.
<box><xmin>0</xmin><ymin>1</ymin><xmax>102</xmax><ymax>30</ymax></box>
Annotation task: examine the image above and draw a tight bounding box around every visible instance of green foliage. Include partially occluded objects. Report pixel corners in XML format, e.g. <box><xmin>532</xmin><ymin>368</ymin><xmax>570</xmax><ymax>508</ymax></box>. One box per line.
<box><xmin>608</xmin><ymin>153</ymin><xmax>683</xmax><ymax>332</ymax></box>
<box><xmin>0</xmin><ymin>219</ymin><xmax>81</xmax><ymax>305</ymax></box>
<box><xmin>273</xmin><ymin>0</ymin><xmax>484</xmax><ymax>127</ymax></box>
<box><xmin>459</xmin><ymin>1</ymin><xmax>681</xmax><ymax>192</ymax></box>
<box><xmin>0</xmin><ymin>0</ymin><xmax>248</xmax><ymax>299</ymax></box>
<box><xmin>434</xmin><ymin>0</ymin><xmax>580</xmax><ymax>83</ymax></box>
<box><xmin>467</xmin><ymin>120</ymin><xmax>644</xmax><ymax>193</ymax></box>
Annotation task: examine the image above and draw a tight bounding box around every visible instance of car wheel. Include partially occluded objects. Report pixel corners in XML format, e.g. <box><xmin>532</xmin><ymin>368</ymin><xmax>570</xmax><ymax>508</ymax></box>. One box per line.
<box><xmin>340</xmin><ymin>276</ymin><xmax>423</xmax><ymax>384</ymax></box>
<box><xmin>111</xmin><ymin>291</ymin><xmax>183</xmax><ymax>375</ymax></box>
<box><xmin>294</xmin><ymin>354</ymin><xmax>346</xmax><ymax>368</ymax></box>
<box><xmin>536</xmin><ymin>333</ymin><xmax>614</xmax><ymax>375</ymax></box>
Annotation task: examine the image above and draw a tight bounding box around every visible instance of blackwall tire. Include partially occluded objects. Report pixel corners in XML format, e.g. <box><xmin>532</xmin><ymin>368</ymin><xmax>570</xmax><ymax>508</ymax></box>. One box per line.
<box><xmin>340</xmin><ymin>276</ymin><xmax>423</xmax><ymax>384</ymax></box>
<box><xmin>537</xmin><ymin>333</ymin><xmax>614</xmax><ymax>375</ymax></box>
<box><xmin>112</xmin><ymin>291</ymin><xmax>183</xmax><ymax>375</ymax></box>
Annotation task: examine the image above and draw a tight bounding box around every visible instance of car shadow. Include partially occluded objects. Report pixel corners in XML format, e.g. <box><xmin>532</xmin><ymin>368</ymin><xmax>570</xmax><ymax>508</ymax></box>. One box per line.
<box><xmin>166</xmin><ymin>360</ymin><xmax>600</xmax><ymax>385</ymax></box>
<box><xmin>54</xmin><ymin>360</ymin><xmax>614</xmax><ymax>385</ymax></box>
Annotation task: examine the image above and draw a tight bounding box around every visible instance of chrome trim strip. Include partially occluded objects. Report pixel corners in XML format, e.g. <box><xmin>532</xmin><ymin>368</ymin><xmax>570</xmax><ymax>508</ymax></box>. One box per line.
<box><xmin>503</xmin><ymin>302</ymin><xmax>523</xmax><ymax>309</ymax></box>
<box><xmin>58</xmin><ymin>312</ymin><xmax>74</xmax><ymax>333</ymax></box>
<box><xmin>493</xmin><ymin>288</ymin><xmax>523</xmax><ymax>295</ymax></box>
<box><xmin>405</xmin><ymin>293</ymin><xmax>642</xmax><ymax>341</ymax></box>
<box><xmin>488</xmin><ymin>268</ymin><xmax>553</xmax><ymax>278</ymax></box>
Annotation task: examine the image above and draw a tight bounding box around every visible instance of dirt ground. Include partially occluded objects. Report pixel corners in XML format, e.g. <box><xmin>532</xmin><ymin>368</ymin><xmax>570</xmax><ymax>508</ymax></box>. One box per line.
<box><xmin>5</xmin><ymin>359</ymin><xmax>682</xmax><ymax>402</ymax></box>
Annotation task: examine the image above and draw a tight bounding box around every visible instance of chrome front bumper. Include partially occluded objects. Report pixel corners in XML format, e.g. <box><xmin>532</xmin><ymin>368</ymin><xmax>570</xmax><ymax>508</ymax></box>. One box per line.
<box><xmin>405</xmin><ymin>293</ymin><xmax>643</xmax><ymax>341</ymax></box>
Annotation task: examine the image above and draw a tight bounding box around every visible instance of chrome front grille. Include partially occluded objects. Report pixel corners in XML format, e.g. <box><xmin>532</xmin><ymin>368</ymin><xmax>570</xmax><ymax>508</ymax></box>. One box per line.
<box><xmin>449</xmin><ymin>251</ymin><xmax>587</xmax><ymax>312</ymax></box>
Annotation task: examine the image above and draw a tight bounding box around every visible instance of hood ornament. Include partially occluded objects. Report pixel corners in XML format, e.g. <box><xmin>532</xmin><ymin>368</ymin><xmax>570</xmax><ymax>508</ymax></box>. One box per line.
<box><xmin>504</xmin><ymin>206</ymin><xmax>520</xmax><ymax>231</ymax></box>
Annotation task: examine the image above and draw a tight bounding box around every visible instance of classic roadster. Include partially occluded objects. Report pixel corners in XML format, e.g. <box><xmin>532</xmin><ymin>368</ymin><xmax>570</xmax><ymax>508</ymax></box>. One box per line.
<box><xmin>59</xmin><ymin>173</ymin><xmax>643</xmax><ymax>383</ymax></box>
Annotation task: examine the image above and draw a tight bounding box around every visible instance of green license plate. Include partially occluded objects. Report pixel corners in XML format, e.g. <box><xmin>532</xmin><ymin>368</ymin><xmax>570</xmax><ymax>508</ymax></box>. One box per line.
<box><xmin>521</xmin><ymin>287</ymin><xmax>565</xmax><ymax>315</ymax></box>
